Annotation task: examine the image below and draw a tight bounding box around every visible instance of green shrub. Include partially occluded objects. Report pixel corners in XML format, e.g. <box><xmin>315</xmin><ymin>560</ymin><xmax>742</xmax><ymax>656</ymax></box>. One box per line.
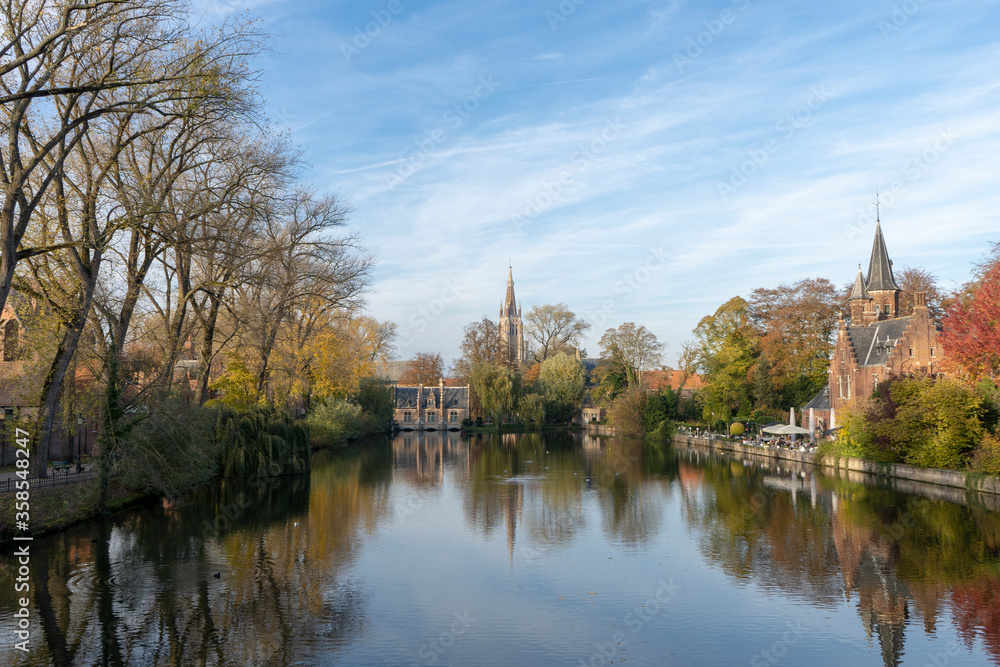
<box><xmin>970</xmin><ymin>432</ymin><xmax>1000</xmax><ymax>475</ymax></box>
<box><xmin>840</xmin><ymin>377</ymin><xmax>983</xmax><ymax>470</ymax></box>
<box><xmin>646</xmin><ymin>419</ymin><xmax>676</xmax><ymax>444</ymax></box>
<box><xmin>729</xmin><ymin>422</ymin><xmax>745</xmax><ymax>436</ymax></box>
<box><xmin>352</xmin><ymin>377</ymin><xmax>394</xmax><ymax>434</ymax></box>
<box><xmin>307</xmin><ymin>399</ymin><xmax>366</xmax><ymax>447</ymax></box>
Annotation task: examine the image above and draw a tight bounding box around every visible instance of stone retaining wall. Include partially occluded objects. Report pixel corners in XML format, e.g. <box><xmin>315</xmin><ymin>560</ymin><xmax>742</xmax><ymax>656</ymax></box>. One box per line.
<box><xmin>673</xmin><ymin>434</ymin><xmax>1000</xmax><ymax>497</ymax></box>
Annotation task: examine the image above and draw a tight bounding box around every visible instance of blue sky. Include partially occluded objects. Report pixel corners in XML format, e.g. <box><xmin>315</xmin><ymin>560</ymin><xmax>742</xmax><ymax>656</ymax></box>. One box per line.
<box><xmin>198</xmin><ymin>0</ymin><xmax>1000</xmax><ymax>367</ymax></box>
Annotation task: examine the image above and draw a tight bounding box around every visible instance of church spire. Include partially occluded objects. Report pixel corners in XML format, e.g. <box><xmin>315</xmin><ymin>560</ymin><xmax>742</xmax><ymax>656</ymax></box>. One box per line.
<box><xmin>503</xmin><ymin>264</ymin><xmax>517</xmax><ymax>318</ymax></box>
<box><xmin>865</xmin><ymin>221</ymin><xmax>899</xmax><ymax>292</ymax></box>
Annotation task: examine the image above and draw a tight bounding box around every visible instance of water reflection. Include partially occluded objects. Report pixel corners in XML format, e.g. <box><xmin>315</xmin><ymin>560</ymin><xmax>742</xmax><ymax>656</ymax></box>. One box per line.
<box><xmin>1</xmin><ymin>433</ymin><xmax>998</xmax><ymax>666</ymax></box>
<box><xmin>674</xmin><ymin>445</ymin><xmax>1000</xmax><ymax>666</ymax></box>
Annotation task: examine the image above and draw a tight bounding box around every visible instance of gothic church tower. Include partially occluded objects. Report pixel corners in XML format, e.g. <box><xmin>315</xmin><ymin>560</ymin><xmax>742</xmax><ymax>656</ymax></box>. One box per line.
<box><xmin>499</xmin><ymin>266</ymin><xmax>527</xmax><ymax>366</ymax></box>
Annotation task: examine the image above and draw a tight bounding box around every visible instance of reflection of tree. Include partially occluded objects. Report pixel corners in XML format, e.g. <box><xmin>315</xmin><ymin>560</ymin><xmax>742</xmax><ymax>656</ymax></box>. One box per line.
<box><xmin>458</xmin><ymin>433</ymin><xmax>676</xmax><ymax>553</ymax></box>
<box><xmin>681</xmin><ymin>455</ymin><xmax>842</xmax><ymax>604</ymax></box>
<box><xmin>952</xmin><ymin>575</ymin><xmax>1000</xmax><ymax>661</ymax></box>
<box><xmin>0</xmin><ymin>446</ymin><xmax>391</xmax><ymax>665</ymax></box>
<box><xmin>680</xmin><ymin>445</ymin><xmax>1000</xmax><ymax>667</ymax></box>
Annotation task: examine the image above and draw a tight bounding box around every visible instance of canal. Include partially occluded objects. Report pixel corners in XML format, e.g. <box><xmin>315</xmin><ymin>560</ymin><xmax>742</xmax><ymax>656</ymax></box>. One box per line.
<box><xmin>2</xmin><ymin>431</ymin><xmax>999</xmax><ymax>666</ymax></box>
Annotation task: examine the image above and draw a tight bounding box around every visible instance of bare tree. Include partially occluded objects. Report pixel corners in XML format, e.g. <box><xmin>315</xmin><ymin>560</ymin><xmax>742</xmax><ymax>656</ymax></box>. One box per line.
<box><xmin>897</xmin><ymin>266</ymin><xmax>944</xmax><ymax>321</ymax></box>
<box><xmin>231</xmin><ymin>190</ymin><xmax>372</xmax><ymax>403</ymax></box>
<box><xmin>524</xmin><ymin>303</ymin><xmax>590</xmax><ymax>363</ymax></box>
<box><xmin>398</xmin><ymin>353</ymin><xmax>444</xmax><ymax>385</ymax></box>
<box><xmin>0</xmin><ymin>0</ymin><xmax>263</xmax><ymax>327</ymax></box>
<box><xmin>598</xmin><ymin>322</ymin><xmax>664</xmax><ymax>390</ymax></box>
<box><xmin>451</xmin><ymin>316</ymin><xmax>504</xmax><ymax>382</ymax></box>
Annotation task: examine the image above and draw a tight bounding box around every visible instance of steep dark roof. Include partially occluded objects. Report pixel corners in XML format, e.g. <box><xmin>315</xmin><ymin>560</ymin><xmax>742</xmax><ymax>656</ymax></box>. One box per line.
<box><xmin>847</xmin><ymin>317</ymin><xmax>911</xmax><ymax>367</ymax></box>
<box><xmin>803</xmin><ymin>387</ymin><xmax>831</xmax><ymax>410</ymax></box>
<box><xmin>393</xmin><ymin>385</ymin><xmax>469</xmax><ymax>410</ymax></box>
<box><xmin>848</xmin><ymin>265</ymin><xmax>870</xmax><ymax>300</ymax></box>
<box><xmin>865</xmin><ymin>222</ymin><xmax>900</xmax><ymax>292</ymax></box>
<box><xmin>394</xmin><ymin>387</ymin><xmax>420</xmax><ymax>409</ymax></box>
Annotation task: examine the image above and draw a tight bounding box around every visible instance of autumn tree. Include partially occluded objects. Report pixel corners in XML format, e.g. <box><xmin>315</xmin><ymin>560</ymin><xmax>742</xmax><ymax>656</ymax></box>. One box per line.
<box><xmin>398</xmin><ymin>353</ymin><xmax>444</xmax><ymax>385</ymax></box>
<box><xmin>940</xmin><ymin>260</ymin><xmax>1000</xmax><ymax>384</ymax></box>
<box><xmin>748</xmin><ymin>278</ymin><xmax>839</xmax><ymax>394</ymax></box>
<box><xmin>230</xmin><ymin>190</ymin><xmax>372</xmax><ymax>403</ymax></box>
<box><xmin>524</xmin><ymin>303</ymin><xmax>590</xmax><ymax>363</ymax></box>
<box><xmin>693</xmin><ymin>297</ymin><xmax>758</xmax><ymax>422</ymax></box>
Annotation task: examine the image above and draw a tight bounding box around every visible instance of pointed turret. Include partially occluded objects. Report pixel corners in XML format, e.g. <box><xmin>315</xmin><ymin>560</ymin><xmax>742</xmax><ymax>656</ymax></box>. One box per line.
<box><xmin>849</xmin><ymin>265</ymin><xmax>870</xmax><ymax>301</ymax></box>
<box><xmin>866</xmin><ymin>222</ymin><xmax>899</xmax><ymax>292</ymax></box>
<box><xmin>848</xmin><ymin>264</ymin><xmax>870</xmax><ymax>324</ymax></box>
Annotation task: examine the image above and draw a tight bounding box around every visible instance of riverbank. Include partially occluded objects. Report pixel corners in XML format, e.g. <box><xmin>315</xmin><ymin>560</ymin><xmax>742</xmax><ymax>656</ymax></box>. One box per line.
<box><xmin>0</xmin><ymin>477</ymin><xmax>153</xmax><ymax>543</ymax></box>
<box><xmin>673</xmin><ymin>433</ymin><xmax>1000</xmax><ymax>499</ymax></box>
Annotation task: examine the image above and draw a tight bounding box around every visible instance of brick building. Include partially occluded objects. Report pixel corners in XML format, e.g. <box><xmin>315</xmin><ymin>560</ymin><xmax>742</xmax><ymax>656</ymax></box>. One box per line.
<box><xmin>828</xmin><ymin>222</ymin><xmax>943</xmax><ymax>418</ymax></box>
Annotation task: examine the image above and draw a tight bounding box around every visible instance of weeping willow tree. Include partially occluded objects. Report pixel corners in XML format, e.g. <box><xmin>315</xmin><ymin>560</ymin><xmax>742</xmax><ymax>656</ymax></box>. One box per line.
<box><xmin>217</xmin><ymin>407</ymin><xmax>311</xmax><ymax>477</ymax></box>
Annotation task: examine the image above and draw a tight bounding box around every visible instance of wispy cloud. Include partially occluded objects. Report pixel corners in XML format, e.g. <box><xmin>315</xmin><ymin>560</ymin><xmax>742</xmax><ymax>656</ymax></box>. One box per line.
<box><xmin>221</xmin><ymin>0</ymin><xmax>1000</xmax><ymax>364</ymax></box>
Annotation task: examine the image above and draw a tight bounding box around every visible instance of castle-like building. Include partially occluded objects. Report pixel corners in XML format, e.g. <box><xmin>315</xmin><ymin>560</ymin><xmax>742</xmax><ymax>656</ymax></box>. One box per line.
<box><xmin>499</xmin><ymin>266</ymin><xmax>528</xmax><ymax>366</ymax></box>
<box><xmin>828</xmin><ymin>221</ymin><xmax>943</xmax><ymax>416</ymax></box>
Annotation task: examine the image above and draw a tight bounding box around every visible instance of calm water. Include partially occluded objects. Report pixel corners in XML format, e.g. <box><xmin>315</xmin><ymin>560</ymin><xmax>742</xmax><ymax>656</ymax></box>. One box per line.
<box><xmin>2</xmin><ymin>431</ymin><xmax>1000</xmax><ymax>666</ymax></box>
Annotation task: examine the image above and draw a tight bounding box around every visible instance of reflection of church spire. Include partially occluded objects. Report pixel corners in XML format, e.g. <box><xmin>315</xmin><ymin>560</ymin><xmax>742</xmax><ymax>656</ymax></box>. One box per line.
<box><xmin>506</xmin><ymin>482</ymin><xmax>522</xmax><ymax>566</ymax></box>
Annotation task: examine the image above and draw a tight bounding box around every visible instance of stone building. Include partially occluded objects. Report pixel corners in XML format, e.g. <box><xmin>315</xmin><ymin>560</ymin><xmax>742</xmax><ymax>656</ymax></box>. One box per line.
<box><xmin>392</xmin><ymin>379</ymin><xmax>470</xmax><ymax>430</ymax></box>
<box><xmin>828</xmin><ymin>221</ymin><xmax>944</xmax><ymax>418</ymax></box>
<box><xmin>499</xmin><ymin>266</ymin><xmax>528</xmax><ymax>366</ymax></box>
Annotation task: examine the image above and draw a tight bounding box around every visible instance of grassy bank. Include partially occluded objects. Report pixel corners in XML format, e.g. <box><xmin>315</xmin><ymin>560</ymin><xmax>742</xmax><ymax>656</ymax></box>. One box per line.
<box><xmin>0</xmin><ymin>477</ymin><xmax>151</xmax><ymax>543</ymax></box>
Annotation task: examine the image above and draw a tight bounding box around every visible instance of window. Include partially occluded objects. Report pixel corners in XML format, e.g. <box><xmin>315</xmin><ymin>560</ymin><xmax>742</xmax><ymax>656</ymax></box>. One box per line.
<box><xmin>450</xmin><ymin>411</ymin><xmax>459</xmax><ymax>423</ymax></box>
<box><xmin>884</xmin><ymin>304</ymin><xmax>890</xmax><ymax>314</ymax></box>
<box><xmin>931</xmin><ymin>347</ymin><xmax>935</xmax><ymax>357</ymax></box>
<box><xmin>909</xmin><ymin>348</ymin><xmax>913</xmax><ymax>357</ymax></box>
<box><xmin>427</xmin><ymin>411</ymin><xmax>436</xmax><ymax>422</ymax></box>
<box><xmin>847</xmin><ymin>376</ymin><xmax>852</xmax><ymax>399</ymax></box>
<box><xmin>838</xmin><ymin>376</ymin><xmax>843</xmax><ymax>399</ymax></box>
<box><xmin>403</xmin><ymin>411</ymin><xmax>412</xmax><ymax>423</ymax></box>
<box><xmin>873</xmin><ymin>374</ymin><xmax>879</xmax><ymax>390</ymax></box>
